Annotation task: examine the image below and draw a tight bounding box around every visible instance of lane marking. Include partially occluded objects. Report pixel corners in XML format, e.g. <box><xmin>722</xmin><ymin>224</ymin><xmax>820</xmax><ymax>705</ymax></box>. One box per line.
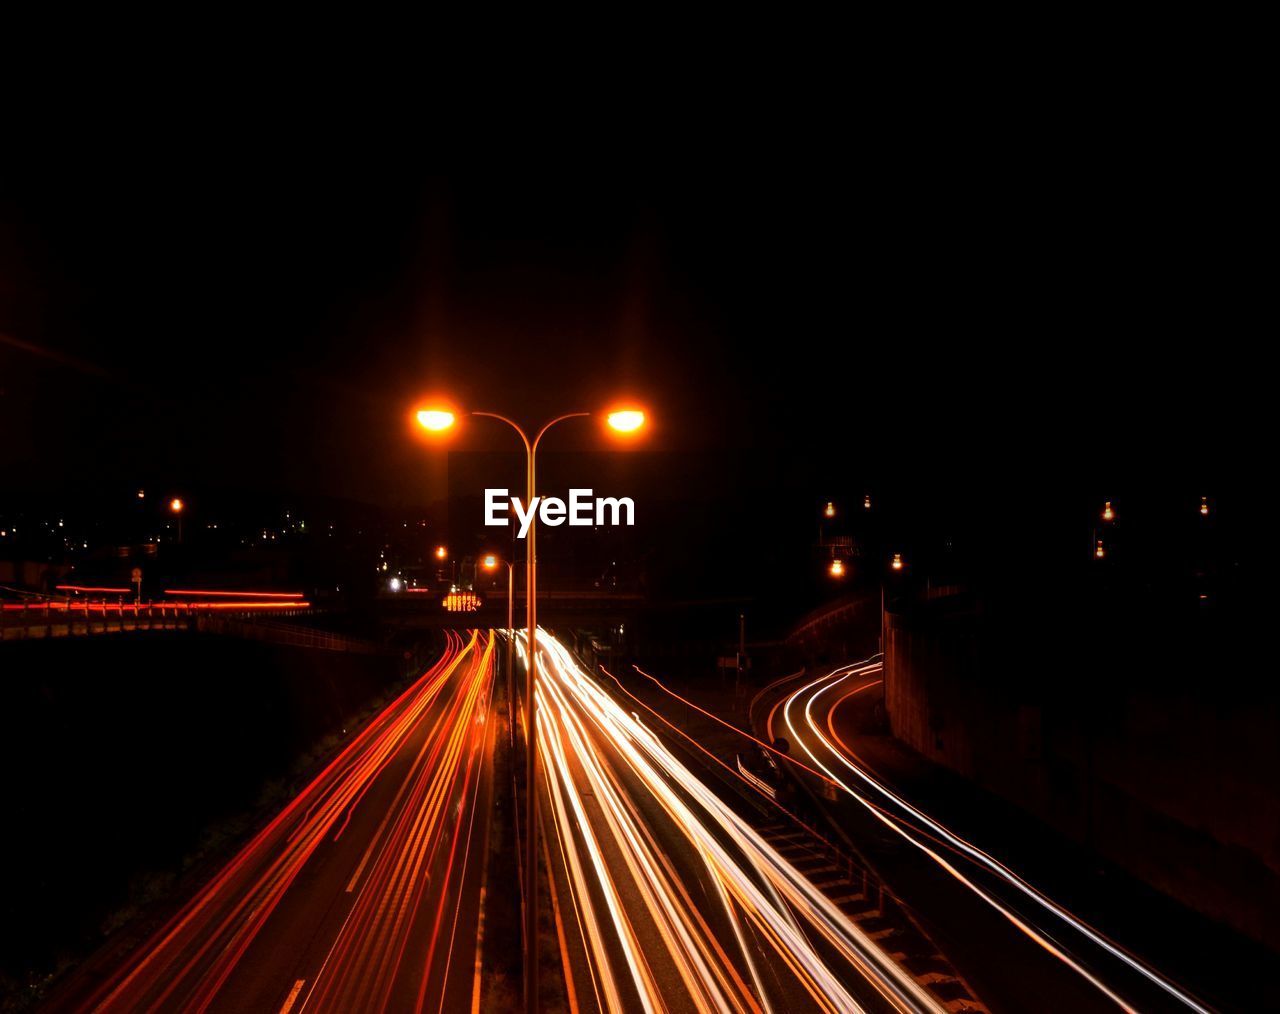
<box><xmin>279</xmin><ymin>978</ymin><xmax>306</xmax><ymax>1014</ymax></box>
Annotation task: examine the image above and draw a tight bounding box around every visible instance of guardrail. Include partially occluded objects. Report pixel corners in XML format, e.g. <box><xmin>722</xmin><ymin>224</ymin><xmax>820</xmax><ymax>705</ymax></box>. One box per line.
<box><xmin>194</xmin><ymin>615</ymin><xmax>379</xmax><ymax>653</ymax></box>
<box><xmin>0</xmin><ymin>600</ymin><xmax>313</xmax><ymax>641</ymax></box>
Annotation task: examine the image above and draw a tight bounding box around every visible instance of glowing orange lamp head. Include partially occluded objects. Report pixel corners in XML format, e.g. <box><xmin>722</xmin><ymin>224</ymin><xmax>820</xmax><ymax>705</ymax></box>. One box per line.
<box><xmin>416</xmin><ymin>409</ymin><xmax>456</xmax><ymax>432</ymax></box>
<box><xmin>891</xmin><ymin>553</ymin><xmax>903</xmax><ymax>571</ymax></box>
<box><xmin>482</xmin><ymin>554</ymin><xmax>498</xmax><ymax>570</ymax></box>
<box><xmin>435</xmin><ymin>545</ymin><xmax>448</xmax><ymax>560</ymax></box>
<box><xmin>606</xmin><ymin>409</ymin><xmax>645</xmax><ymax>434</ymax></box>
<box><xmin>169</xmin><ymin>498</ymin><xmax>184</xmax><ymax>514</ymax></box>
<box><xmin>829</xmin><ymin>558</ymin><xmax>845</xmax><ymax>578</ymax></box>
<box><xmin>824</xmin><ymin>501</ymin><xmax>836</xmax><ymax>518</ymax></box>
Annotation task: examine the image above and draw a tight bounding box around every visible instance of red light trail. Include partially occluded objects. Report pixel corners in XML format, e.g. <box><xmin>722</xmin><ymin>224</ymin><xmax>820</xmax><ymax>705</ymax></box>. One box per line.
<box><xmin>52</xmin><ymin>631</ymin><xmax>498</xmax><ymax>1013</ymax></box>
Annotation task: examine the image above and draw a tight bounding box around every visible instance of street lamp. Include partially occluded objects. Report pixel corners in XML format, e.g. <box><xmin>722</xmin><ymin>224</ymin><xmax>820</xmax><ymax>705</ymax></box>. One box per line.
<box><xmin>1102</xmin><ymin>500</ymin><xmax>1114</xmax><ymax>522</ymax></box>
<box><xmin>170</xmin><ymin>497</ymin><xmax>184</xmax><ymax>544</ymax></box>
<box><xmin>435</xmin><ymin>544</ymin><xmax>448</xmax><ymax>560</ymax></box>
<box><xmin>1200</xmin><ymin>496</ymin><xmax>1210</xmax><ymax>517</ymax></box>
<box><xmin>824</xmin><ymin>501</ymin><xmax>836</xmax><ymax>519</ymax></box>
<box><xmin>891</xmin><ymin>552</ymin><xmax>903</xmax><ymax>571</ymax></box>
<box><xmin>483</xmin><ymin>552</ymin><xmax>518</xmax><ymax>745</ymax></box>
<box><xmin>415</xmin><ymin>400</ymin><xmax>646</xmax><ymax>1014</ymax></box>
<box><xmin>829</xmin><ymin>558</ymin><xmax>846</xmax><ymax>578</ymax></box>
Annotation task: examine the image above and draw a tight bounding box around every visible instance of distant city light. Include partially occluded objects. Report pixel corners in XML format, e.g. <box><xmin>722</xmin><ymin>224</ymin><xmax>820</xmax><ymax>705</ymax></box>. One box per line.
<box><xmin>389</xmin><ymin>577</ymin><xmax>403</xmax><ymax>592</ymax></box>
<box><xmin>1200</xmin><ymin>497</ymin><xmax>1210</xmax><ymax>516</ymax></box>
<box><xmin>863</xmin><ymin>494</ymin><xmax>871</xmax><ymax>509</ymax></box>
<box><xmin>137</xmin><ymin>489</ymin><xmax>146</xmax><ymax>499</ymax></box>
<box><xmin>435</xmin><ymin>545</ymin><xmax>448</xmax><ymax>560</ymax></box>
<box><xmin>169</xmin><ymin>498</ymin><xmax>184</xmax><ymax>513</ymax></box>
<box><xmin>891</xmin><ymin>553</ymin><xmax>904</xmax><ymax>571</ymax></box>
<box><xmin>1102</xmin><ymin>501</ymin><xmax>1114</xmax><ymax>521</ymax></box>
<box><xmin>1095</xmin><ymin>540</ymin><xmax>1106</xmax><ymax>559</ymax></box>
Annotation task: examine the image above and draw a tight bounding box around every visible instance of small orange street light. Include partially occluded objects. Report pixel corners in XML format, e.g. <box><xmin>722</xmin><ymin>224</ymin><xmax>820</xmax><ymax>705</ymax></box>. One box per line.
<box><xmin>824</xmin><ymin>501</ymin><xmax>836</xmax><ymax>518</ymax></box>
<box><xmin>1200</xmin><ymin>497</ymin><xmax>1210</xmax><ymax>516</ymax></box>
<box><xmin>863</xmin><ymin>494</ymin><xmax>872</xmax><ymax>510</ymax></box>
<box><xmin>482</xmin><ymin>553</ymin><xmax>498</xmax><ymax>570</ymax></box>
<box><xmin>1095</xmin><ymin>540</ymin><xmax>1106</xmax><ymax>559</ymax></box>
<box><xmin>1102</xmin><ymin>501</ymin><xmax>1114</xmax><ymax>522</ymax></box>
<box><xmin>435</xmin><ymin>545</ymin><xmax>448</xmax><ymax>561</ymax></box>
<box><xmin>606</xmin><ymin>409</ymin><xmax>645</xmax><ymax>434</ymax></box>
<box><xmin>416</xmin><ymin>409</ymin><xmax>456</xmax><ymax>432</ymax></box>
<box><xmin>136</xmin><ymin>489</ymin><xmax>146</xmax><ymax>500</ymax></box>
<box><xmin>829</xmin><ymin>558</ymin><xmax>846</xmax><ymax>578</ymax></box>
<box><xmin>891</xmin><ymin>553</ymin><xmax>903</xmax><ymax>571</ymax></box>
<box><xmin>169</xmin><ymin>497</ymin><xmax>185</xmax><ymax>544</ymax></box>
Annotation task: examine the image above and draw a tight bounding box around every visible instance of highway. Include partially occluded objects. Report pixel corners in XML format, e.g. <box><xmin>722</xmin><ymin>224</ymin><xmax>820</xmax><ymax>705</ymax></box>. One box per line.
<box><xmin>42</xmin><ymin>629</ymin><xmax>1215</xmax><ymax>1013</ymax></box>
<box><xmin>527</xmin><ymin>630</ymin><xmax>950</xmax><ymax>1014</ymax></box>
<box><xmin>745</xmin><ymin>656</ymin><xmax>1213</xmax><ymax>1014</ymax></box>
<box><xmin>47</xmin><ymin>630</ymin><xmax>499</xmax><ymax>1014</ymax></box>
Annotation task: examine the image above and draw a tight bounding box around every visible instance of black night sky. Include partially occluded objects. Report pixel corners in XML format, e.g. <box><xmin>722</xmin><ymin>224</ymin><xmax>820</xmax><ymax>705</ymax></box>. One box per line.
<box><xmin>0</xmin><ymin>90</ymin><xmax>1271</xmax><ymax>630</ymax></box>
<box><xmin>3</xmin><ymin>67</ymin><xmax>1279</xmax><ymax>1014</ymax></box>
<box><xmin>2</xmin><ymin>97</ymin><xmax>1266</xmax><ymax>516</ymax></box>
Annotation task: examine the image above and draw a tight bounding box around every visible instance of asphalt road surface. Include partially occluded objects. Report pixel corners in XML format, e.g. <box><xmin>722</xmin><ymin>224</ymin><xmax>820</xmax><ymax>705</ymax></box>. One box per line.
<box><xmin>46</xmin><ymin>630</ymin><xmax>499</xmax><ymax>1013</ymax></box>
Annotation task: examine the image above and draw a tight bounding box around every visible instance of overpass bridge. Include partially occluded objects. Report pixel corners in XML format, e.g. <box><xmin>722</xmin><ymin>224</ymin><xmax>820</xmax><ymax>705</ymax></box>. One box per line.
<box><xmin>373</xmin><ymin>589</ymin><xmax>645</xmax><ymax>629</ymax></box>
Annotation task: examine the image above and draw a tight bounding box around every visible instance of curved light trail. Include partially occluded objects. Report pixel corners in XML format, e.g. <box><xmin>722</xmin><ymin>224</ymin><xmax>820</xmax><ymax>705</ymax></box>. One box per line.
<box><xmin>765</xmin><ymin>656</ymin><xmax>1212</xmax><ymax>1014</ymax></box>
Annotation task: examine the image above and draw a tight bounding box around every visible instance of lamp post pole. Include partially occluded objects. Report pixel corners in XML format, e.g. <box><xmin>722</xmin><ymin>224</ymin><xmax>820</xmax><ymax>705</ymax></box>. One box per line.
<box><xmin>472</xmin><ymin>410</ymin><xmax>587</xmax><ymax>1014</ymax></box>
<box><xmin>506</xmin><ymin>558</ymin><xmax>515</xmax><ymax>733</ymax></box>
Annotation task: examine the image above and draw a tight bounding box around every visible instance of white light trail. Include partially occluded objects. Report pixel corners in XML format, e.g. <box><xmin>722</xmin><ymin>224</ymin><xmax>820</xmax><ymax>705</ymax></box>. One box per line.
<box><xmin>527</xmin><ymin>630</ymin><xmax>946</xmax><ymax>1014</ymax></box>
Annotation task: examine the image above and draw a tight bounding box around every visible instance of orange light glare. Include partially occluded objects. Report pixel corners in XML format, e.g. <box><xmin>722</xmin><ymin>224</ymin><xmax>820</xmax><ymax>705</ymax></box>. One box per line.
<box><xmin>435</xmin><ymin>545</ymin><xmax>448</xmax><ymax>560</ymax></box>
<box><xmin>824</xmin><ymin>501</ymin><xmax>836</xmax><ymax>518</ymax></box>
<box><xmin>829</xmin><ymin>559</ymin><xmax>845</xmax><ymax>577</ymax></box>
<box><xmin>416</xmin><ymin>409</ymin><xmax>456</xmax><ymax>432</ymax></box>
<box><xmin>169</xmin><ymin>498</ymin><xmax>184</xmax><ymax>513</ymax></box>
<box><xmin>891</xmin><ymin>553</ymin><xmax>903</xmax><ymax>571</ymax></box>
<box><xmin>863</xmin><ymin>494</ymin><xmax>871</xmax><ymax>509</ymax></box>
<box><xmin>606</xmin><ymin>409</ymin><xmax>645</xmax><ymax>433</ymax></box>
<box><xmin>1095</xmin><ymin>540</ymin><xmax>1106</xmax><ymax>559</ymax></box>
<box><xmin>1200</xmin><ymin>497</ymin><xmax>1209</xmax><ymax>516</ymax></box>
<box><xmin>482</xmin><ymin>554</ymin><xmax>498</xmax><ymax>570</ymax></box>
<box><xmin>1102</xmin><ymin>501</ymin><xmax>1114</xmax><ymax>521</ymax></box>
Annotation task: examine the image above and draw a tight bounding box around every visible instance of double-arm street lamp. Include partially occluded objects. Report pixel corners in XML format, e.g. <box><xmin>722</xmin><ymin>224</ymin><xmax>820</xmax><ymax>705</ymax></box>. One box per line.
<box><xmin>416</xmin><ymin>402</ymin><xmax>646</xmax><ymax>1013</ymax></box>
